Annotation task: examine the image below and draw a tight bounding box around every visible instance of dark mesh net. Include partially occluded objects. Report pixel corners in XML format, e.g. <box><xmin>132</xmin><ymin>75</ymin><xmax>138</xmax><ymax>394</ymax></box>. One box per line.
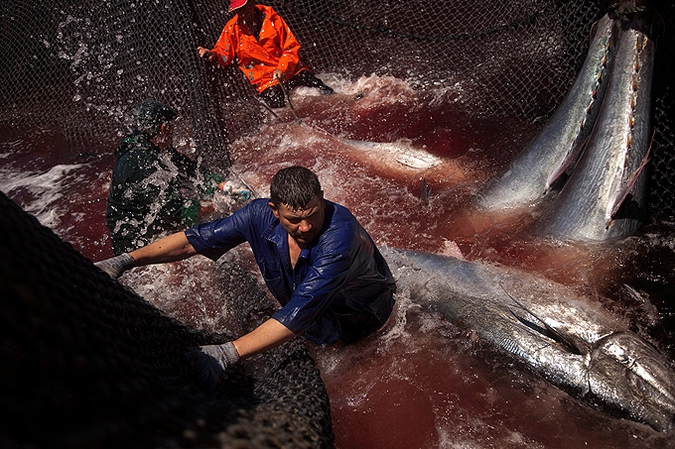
<box><xmin>1</xmin><ymin>0</ymin><xmax>673</xmax><ymax>215</ymax></box>
<box><xmin>0</xmin><ymin>191</ymin><xmax>333</xmax><ymax>448</ymax></box>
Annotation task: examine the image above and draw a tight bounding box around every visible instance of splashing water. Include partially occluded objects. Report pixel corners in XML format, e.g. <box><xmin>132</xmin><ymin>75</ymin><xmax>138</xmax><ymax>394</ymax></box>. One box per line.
<box><xmin>2</xmin><ymin>74</ymin><xmax>674</xmax><ymax>448</ymax></box>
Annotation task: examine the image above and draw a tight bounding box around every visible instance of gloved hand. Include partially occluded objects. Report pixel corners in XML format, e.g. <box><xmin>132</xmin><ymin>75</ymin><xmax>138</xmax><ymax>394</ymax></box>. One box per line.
<box><xmin>185</xmin><ymin>342</ymin><xmax>240</xmax><ymax>390</ymax></box>
<box><xmin>95</xmin><ymin>253</ymin><xmax>134</xmax><ymax>279</ymax></box>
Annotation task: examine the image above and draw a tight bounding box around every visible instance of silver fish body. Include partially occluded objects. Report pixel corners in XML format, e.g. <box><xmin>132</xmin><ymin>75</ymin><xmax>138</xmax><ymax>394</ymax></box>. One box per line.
<box><xmin>538</xmin><ymin>22</ymin><xmax>654</xmax><ymax>241</ymax></box>
<box><xmin>477</xmin><ymin>14</ymin><xmax>614</xmax><ymax>212</ymax></box>
<box><xmin>382</xmin><ymin>246</ymin><xmax>675</xmax><ymax>431</ymax></box>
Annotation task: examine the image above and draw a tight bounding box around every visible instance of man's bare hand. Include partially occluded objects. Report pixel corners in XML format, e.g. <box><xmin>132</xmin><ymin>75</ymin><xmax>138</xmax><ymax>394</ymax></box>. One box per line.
<box><xmin>197</xmin><ymin>46</ymin><xmax>218</xmax><ymax>63</ymax></box>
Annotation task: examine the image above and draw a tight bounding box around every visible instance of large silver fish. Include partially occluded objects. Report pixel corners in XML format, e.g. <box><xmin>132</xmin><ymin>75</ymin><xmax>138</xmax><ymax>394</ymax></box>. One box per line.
<box><xmin>538</xmin><ymin>17</ymin><xmax>654</xmax><ymax>241</ymax></box>
<box><xmin>382</xmin><ymin>246</ymin><xmax>675</xmax><ymax>431</ymax></box>
<box><xmin>476</xmin><ymin>14</ymin><xmax>615</xmax><ymax>212</ymax></box>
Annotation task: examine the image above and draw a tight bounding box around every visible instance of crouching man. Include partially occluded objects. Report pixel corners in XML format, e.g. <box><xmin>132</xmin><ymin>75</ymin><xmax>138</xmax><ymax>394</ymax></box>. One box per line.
<box><xmin>97</xmin><ymin>165</ymin><xmax>395</xmax><ymax>388</ymax></box>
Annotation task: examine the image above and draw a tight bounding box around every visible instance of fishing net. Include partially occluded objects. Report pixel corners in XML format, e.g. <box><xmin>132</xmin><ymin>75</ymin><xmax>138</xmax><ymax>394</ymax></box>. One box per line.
<box><xmin>1</xmin><ymin>0</ymin><xmax>673</xmax><ymax>215</ymax></box>
<box><xmin>0</xmin><ymin>190</ymin><xmax>334</xmax><ymax>448</ymax></box>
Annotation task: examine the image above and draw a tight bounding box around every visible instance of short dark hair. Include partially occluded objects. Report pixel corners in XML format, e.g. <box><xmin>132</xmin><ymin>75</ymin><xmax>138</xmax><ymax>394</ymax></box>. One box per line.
<box><xmin>270</xmin><ymin>166</ymin><xmax>322</xmax><ymax>210</ymax></box>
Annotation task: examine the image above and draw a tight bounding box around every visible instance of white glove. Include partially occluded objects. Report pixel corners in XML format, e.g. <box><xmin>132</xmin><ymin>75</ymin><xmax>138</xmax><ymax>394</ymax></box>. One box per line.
<box><xmin>95</xmin><ymin>253</ymin><xmax>134</xmax><ymax>279</ymax></box>
<box><xmin>186</xmin><ymin>342</ymin><xmax>240</xmax><ymax>390</ymax></box>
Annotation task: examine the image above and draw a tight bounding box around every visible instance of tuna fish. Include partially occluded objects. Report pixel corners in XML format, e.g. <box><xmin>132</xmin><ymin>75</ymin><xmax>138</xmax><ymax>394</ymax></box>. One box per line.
<box><xmin>537</xmin><ymin>16</ymin><xmax>654</xmax><ymax>241</ymax></box>
<box><xmin>477</xmin><ymin>14</ymin><xmax>615</xmax><ymax>212</ymax></box>
<box><xmin>382</xmin><ymin>246</ymin><xmax>675</xmax><ymax>431</ymax></box>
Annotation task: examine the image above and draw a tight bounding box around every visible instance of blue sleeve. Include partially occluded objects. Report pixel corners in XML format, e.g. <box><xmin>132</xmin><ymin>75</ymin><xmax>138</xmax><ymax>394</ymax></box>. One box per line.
<box><xmin>272</xmin><ymin>229</ymin><xmax>354</xmax><ymax>335</ymax></box>
<box><xmin>184</xmin><ymin>199</ymin><xmax>267</xmax><ymax>260</ymax></box>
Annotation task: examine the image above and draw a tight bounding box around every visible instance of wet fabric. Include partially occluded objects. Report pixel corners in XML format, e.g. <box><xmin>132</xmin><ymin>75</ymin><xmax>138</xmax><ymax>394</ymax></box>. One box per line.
<box><xmin>105</xmin><ymin>131</ymin><xmax>221</xmax><ymax>255</ymax></box>
<box><xmin>185</xmin><ymin>198</ymin><xmax>396</xmax><ymax>345</ymax></box>
<box><xmin>211</xmin><ymin>4</ymin><xmax>307</xmax><ymax>93</ymax></box>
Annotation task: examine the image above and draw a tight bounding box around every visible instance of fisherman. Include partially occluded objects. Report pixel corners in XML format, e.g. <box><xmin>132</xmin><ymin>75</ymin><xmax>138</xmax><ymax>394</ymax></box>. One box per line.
<box><xmin>97</xmin><ymin>166</ymin><xmax>396</xmax><ymax>389</ymax></box>
<box><xmin>105</xmin><ymin>100</ymin><xmax>223</xmax><ymax>255</ymax></box>
<box><xmin>197</xmin><ymin>0</ymin><xmax>334</xmax><ymax>108</ymax></box>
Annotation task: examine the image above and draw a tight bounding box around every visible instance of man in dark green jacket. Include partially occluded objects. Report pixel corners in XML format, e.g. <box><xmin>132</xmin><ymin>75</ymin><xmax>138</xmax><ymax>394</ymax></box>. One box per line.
<box><xmin>105</xmin><ymin>100</ymin><xmax>222</xmax><ymax>255</ymax></box>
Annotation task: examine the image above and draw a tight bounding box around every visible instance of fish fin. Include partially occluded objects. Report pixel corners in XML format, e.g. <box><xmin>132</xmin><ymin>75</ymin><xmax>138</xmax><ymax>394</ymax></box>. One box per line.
<box><xmin>588</xmin><ymin>15</ymin><xmax>603</xmax><ymax>45</ymax></box>
<box><xmin>544</xmin><ymin>136</ymin><xmax>590</xmax><ymax>194</ymax></box>
<box><xmin>420</xmin><ymin>178</ymin><xmax>431</xmax><ymax>205</ymax></box>
<box><xmin>609</xmin><ymin>137</ymin><xmax>652</xmax><ymax>219</ymax></box>
<box><xmin>499</xmin><ymin>282</ymin><xmax>583</xmax><ymax>355</ymax></box>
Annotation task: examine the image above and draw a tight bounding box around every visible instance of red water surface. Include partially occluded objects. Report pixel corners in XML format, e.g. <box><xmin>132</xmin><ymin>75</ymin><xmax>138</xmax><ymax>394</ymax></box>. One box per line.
<box><xmin>2</xmin><ymin>77</ymin><xmax>674</xmax><ymax>448</ymax></box>
<box><xmin>0</xmin><ymin>124</ymin><xmax>114</xmax><ymax>260</ymax></box>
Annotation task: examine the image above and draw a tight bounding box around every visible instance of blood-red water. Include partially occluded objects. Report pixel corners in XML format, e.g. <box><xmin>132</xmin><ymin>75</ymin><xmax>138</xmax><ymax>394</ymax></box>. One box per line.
<box><xmin>2</xmin><ymin>77</ymin><xmax>674</xmax><ymax>448</ymax></box>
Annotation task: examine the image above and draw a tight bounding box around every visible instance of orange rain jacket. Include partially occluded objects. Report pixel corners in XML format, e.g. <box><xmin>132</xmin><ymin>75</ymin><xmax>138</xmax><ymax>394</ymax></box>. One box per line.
<box><xmin>212</xmin><ymin>4</ymin><xmax>307</xmax><ymax>93</ymax></box>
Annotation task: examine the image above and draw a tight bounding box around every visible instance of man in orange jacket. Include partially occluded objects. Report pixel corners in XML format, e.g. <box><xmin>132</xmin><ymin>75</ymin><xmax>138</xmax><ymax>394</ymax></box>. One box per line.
<box><xmin>198</xmin><ymin>0</ymin><xmax>334</xmax><ymax>108</ymax></box>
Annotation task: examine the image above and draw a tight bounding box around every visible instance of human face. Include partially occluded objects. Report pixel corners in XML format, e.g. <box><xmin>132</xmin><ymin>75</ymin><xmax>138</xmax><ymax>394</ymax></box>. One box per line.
<box><xmin>269</xmin><ymin>193</ymin><xmax>325</xmax><ymax>247</ymax></box>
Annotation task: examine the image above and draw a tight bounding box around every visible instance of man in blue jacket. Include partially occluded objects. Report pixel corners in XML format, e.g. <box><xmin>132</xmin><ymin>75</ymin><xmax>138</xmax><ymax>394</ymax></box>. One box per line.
<box><xmin>97</xmin><ymin>166</ymin><xmax>396</xmax><ymax>388</ymax></box>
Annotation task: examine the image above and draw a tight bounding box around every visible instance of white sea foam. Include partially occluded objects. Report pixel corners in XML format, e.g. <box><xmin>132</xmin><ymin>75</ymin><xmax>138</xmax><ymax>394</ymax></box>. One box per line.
<box><xmin>0</xmin><ymin>163</ymin><xmax>84</xmax><ymax>228</ymax></box>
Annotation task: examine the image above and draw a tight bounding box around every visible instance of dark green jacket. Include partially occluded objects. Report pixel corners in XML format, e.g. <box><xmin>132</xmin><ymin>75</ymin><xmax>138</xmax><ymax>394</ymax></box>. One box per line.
<box><xmin>105</xmin><ymin>131</ymin><xmax>220</xmax><ymax>255</ymax></box>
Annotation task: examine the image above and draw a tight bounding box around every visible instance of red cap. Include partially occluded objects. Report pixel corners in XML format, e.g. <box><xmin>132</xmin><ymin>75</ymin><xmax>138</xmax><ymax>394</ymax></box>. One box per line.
<box><xmin>229</xmin><ymin>0</ymin><xmax>247</xmax><ymax>12</ymax></box>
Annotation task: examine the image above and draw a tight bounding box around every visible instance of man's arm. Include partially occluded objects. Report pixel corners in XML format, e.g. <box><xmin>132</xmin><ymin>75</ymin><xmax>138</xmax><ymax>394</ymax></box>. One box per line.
<box><xmin>129</xmin><ymin>231</ymin><xmax>197</xmax><ymax>266</ymax></box>
<box><xmin>232</xmin><ymin>318</ymin><xmax>297</xmax><ymax>359</ymax></box>
<box><xmin>204</xmin><ymin>21</ymin><xmax>238</xmax><ymax>68</ymax></box>
<box><xmin>95</xmin><ymin>231</ymin><xmax>197</xmax><ymax>279</ymax></box>
<box><xmin>186</xmin><ymin>318</ymin><xmax>296</xmax><ymax>390</ymax></box>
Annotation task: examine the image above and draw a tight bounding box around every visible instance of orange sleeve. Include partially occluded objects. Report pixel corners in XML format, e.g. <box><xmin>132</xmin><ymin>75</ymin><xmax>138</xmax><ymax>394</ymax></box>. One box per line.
<box><xmin>211</xmin><ymin>18</ymin><xmax>238</xmax><ymax>68</ymax></box>
<box><xmin>268</xmin><ymin>8</ymin><xmax>301</xmax><ymax>77</ymax></box>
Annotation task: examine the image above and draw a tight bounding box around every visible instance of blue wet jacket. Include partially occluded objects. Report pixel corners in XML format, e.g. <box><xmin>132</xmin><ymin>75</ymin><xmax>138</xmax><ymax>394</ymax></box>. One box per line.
<box><xmin>185</xmin><ymin>198</ymin><xmax>396</xmax><ymax>345</ymax></box>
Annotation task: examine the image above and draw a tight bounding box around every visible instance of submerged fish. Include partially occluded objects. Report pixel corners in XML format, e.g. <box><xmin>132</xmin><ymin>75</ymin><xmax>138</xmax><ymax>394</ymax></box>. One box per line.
<box><xmin>382</xmin><ymin>246</ymin><xmax>675</xmax><ymax>431</ymax></box>
<box><xmin>339</xmin><ymin>138</ymin><xmax>443</xmax><ymax>170</ymax></box>
<box><xmin>477</xmin><ymin>14</ymin><xmax>614</xmax><ymax>212</ymax></box>
<box><xmin>538</xmin><ymin>16</ymin><xmax>654</xmax><ymax>241</ymax></box>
